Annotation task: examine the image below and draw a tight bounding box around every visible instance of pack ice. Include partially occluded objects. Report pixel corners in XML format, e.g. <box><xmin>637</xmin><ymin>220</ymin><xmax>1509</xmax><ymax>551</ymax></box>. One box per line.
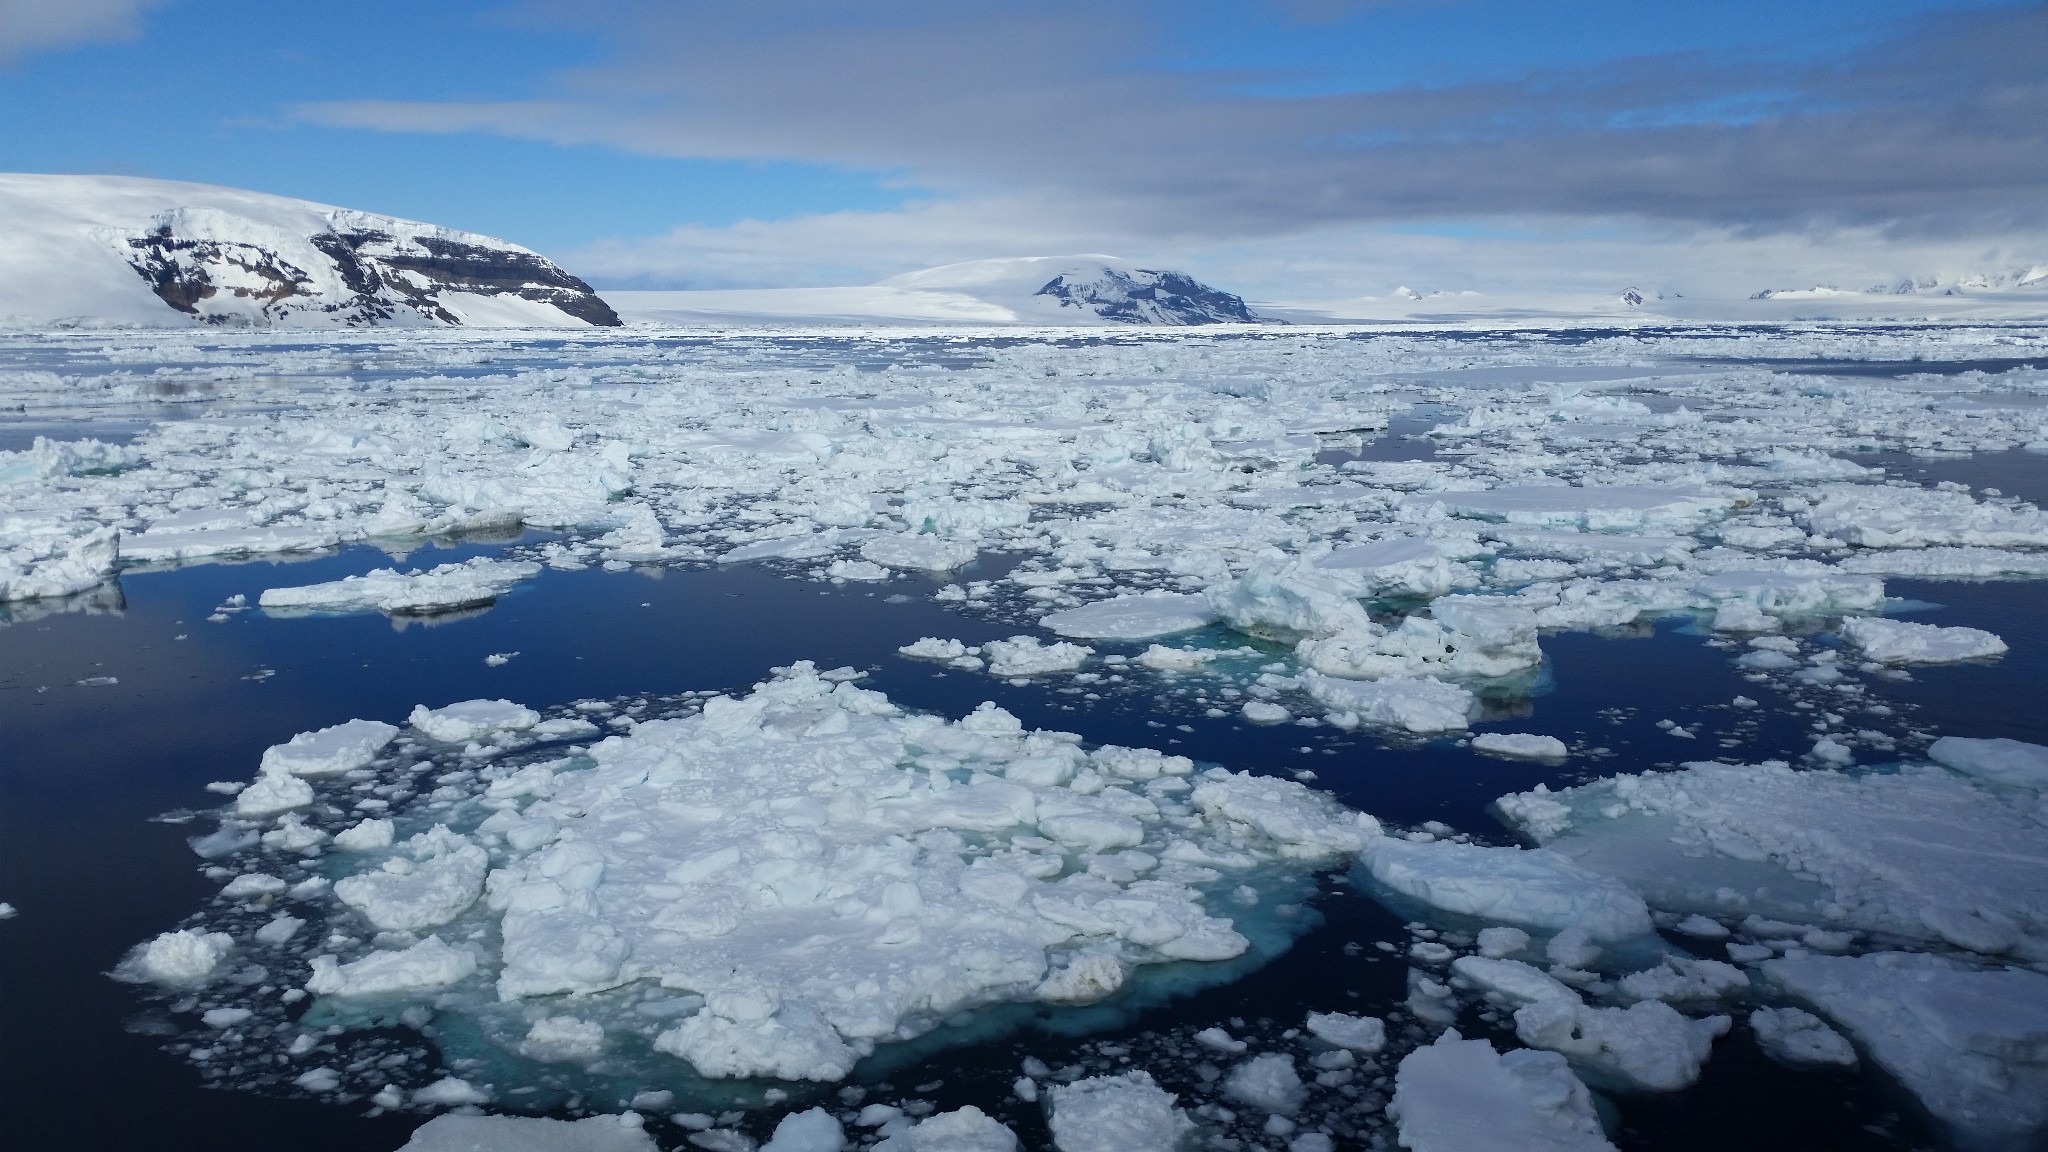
<box><xmin>133</xmin><ymin>663</ymin><xmax>1372</xmax><ymax>1094</ymax></box>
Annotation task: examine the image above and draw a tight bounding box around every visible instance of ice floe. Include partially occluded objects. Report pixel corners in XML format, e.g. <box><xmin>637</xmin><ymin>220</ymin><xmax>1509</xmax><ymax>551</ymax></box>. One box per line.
<box><xmin>1764</xmin><ymin>952</ymin><xmax>2048</xmax><ymax>1149</ymax></box>
<box><xmin>1044</xmin><ymin>1071</ymin><xmax>1195</xmax><ymax>1152</ymax></box>
<box><xmin>1838</xmin><ymin>616</ymin><xmax>2008</xmax><ymax>664</ymax></box>
<box><xmin>1498</xmin><ymin>760</ymin><xmax>2048</xmax><ymax>958</ymax></box>
<box><xmin>258</xmin><ymin>557</ymin><xmax>539</xmax><ymax>616</ymax></box>
<box><xmin>1040</xmin><ymin>592</ymin><xmax>1215</xmax><ymax>639</ymax></box>
<box><xmin>138</xmin><ymin>662</ymin><xmax>1372</xmax><ymax>1098</ymax></box>
<box><xmin>1390</xmin><ymin>1031</ymin><xmax>1615</xmax><ymax>1151</ymax></box>
<box><xmin>1360</xmin><ymin>838</ymin><xmax>1653</xmax><ymax>942</ymax></box>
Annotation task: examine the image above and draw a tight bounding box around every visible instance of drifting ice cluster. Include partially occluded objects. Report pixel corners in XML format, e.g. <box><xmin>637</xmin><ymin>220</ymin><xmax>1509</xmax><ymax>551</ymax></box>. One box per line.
<box><xmin>27</xmin><ymin>324</ymin><xmax>2048</xmax><ymax>1150</ymax></box>
<box><xmin>121</xmin><ymin>663</ymin><xmax>1372</xmax><ymax>1108</ymax></box>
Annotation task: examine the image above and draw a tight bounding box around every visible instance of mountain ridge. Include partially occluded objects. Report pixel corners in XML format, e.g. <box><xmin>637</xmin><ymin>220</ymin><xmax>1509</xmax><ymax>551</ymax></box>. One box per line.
<box><xmin>0</xmin><ymin>174</ymin><xmax>619</xmax><ymax>328</ymax></box>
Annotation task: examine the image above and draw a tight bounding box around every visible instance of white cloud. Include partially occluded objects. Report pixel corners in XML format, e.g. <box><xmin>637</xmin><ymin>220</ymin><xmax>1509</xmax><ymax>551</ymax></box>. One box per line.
<box><xmin>0</xmin><ymin>0</ymin><xmax>156</xmax><ymax>63</ymax></box>
<box><xmin>298</xmin><ymin>2</ymin><xmax>2048</xmax><ymax>295</ymax></box>
<box><xmin>564</xmin><ymin>196</ymin><xmax>2045</xmax><ymax>304</ymax></box>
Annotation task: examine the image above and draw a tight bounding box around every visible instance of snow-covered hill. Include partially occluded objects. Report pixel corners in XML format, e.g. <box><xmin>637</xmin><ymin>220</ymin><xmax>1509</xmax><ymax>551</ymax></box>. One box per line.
<box><xmin>610</xmin><ymin>255</ymin><xmax>1258</xmax><ymax>327</ymax></box>
<box><xmin>0</xmin><ymin>174</ymin><xmax>619</xmax><ymax>328</ymax></box>
<box><xmin>1753</xmin><ymin>267</ymin><xmax>2048</xmax><ymax>301</ymax></box>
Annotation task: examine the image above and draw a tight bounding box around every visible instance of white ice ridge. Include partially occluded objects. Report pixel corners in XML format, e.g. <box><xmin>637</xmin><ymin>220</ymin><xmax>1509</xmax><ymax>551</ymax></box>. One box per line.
<box><xmin>1764</xmin><ymin>952</ymin><xmax>2048</xmax><ymax>1150</ymax></box>
<box><xmin>258</xmin><ymin>557</ymin><xmax>540</xmax><ymax>616</ymax></box>
<box><xmin>290</xmin><ymin>664</ymin><xmax>1370</xmax><ymax>1082</ymax></box>
<box><xmin>1389</xmin><ymin>1031</ymin><xmax>1616</xmax><ymax>1152</ymax></box>
<box><xmin>1837</xmin><ymin>616</ymin><xmax>2008</xmax><ymax>664</ymax></box>
<box><xmin>1497</xmin><ymin>759</ymin><xmax>2048</xmax><ymax>959</ymax></box>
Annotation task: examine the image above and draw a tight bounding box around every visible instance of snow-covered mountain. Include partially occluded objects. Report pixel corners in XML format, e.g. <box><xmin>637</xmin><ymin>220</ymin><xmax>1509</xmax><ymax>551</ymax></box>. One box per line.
<box><xmin>1752</xmin><ymin>267</ymin><xmax>2048</xmax><ymax>300</ymax></box>
<box><xmin>0</xmin><ymin>174</ymin><xmax>619</xmax><ymax>328</ymax></box>
<box><xmin>610</xmin><ymin>255</ymin><xmax>1258</xmax><ymax>327</ymax></box>
<box><xmin>881</xmin><ymin>256</ymin><xmax>1257</xmax><ymax>324</ymax></box>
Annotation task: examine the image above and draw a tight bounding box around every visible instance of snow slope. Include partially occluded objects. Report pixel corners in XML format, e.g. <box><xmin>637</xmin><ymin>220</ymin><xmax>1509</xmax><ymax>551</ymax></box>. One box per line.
<box><xmin>611</xmin><ymin>256</ymin><xmax>1258</xmax><ymax>327</ymax></box>
<box><xmin>0</xmin><ymin>174</ymin><xmax>619</xmax><ymax>329</ymax></box>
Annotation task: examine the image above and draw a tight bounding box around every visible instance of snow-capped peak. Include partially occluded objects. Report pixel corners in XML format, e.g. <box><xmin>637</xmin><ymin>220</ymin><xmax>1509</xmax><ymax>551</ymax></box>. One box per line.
<box><xmin>881</xmin><ymin>255</ymin><xmax>1257</xmax><ymax>325</ymax></box>
<box><xmin>0</xmin><ymin>173</ymin><xmax>619</xmax><ymax>329</ymax></box>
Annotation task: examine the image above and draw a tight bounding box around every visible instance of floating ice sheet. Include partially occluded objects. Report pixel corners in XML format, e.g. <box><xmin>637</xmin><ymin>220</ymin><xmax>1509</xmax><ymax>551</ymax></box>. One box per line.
<box><xmin>259</xmin><ymin>558</ymin><xmax>539</xmax><ymax>617</ymax></box>
<box><xmin>1498</xmin><ymin>760</ymin><xmax>2048</xmax><ymax>958</ymax></box>
<box><xmin>122</xmin><ymin>662</ymin><xmax>1372</xmax><ymax>1108</ymax></box>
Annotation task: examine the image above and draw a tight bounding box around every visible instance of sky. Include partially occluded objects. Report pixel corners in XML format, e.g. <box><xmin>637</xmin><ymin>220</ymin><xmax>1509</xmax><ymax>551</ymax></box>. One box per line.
<box><xmin>2</xmin><ymin>0</ymin><xmax>2044</xmax><ymax>299</ymax></box>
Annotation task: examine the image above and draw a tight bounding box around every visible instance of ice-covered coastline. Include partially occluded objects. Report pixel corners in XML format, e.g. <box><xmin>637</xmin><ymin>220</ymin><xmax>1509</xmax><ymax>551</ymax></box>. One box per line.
<box><xmin>9</xmin><ymin>322</ymin><xmax>2046</xmax><ymax>1151</ymax></box>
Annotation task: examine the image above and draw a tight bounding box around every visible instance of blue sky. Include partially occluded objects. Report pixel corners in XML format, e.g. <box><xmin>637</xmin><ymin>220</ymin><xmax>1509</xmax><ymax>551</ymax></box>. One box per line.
<box><xmin>3</xmin><ymin>0</ymin><xmax>2042</xmax><ymax>294</ymax></box>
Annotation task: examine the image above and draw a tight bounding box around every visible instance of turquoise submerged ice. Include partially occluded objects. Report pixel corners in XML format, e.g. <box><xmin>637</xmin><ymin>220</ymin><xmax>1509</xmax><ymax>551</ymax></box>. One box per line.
<box><xmin>144</xmin><ymin>662</ymin><xmax>1371</xmax><ymax>1094</ymax></box>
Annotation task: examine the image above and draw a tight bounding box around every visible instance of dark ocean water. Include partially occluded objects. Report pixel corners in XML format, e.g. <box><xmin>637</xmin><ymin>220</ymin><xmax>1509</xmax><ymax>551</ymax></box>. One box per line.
<box><xmin>7</xmin><ymin>509</ymin><xmax>2041</xmax><ymax>1151</ymax></box>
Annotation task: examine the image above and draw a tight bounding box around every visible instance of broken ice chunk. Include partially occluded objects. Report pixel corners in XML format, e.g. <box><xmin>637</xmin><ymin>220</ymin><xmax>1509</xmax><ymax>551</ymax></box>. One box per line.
<box><xmin>1360</xmin><ymin>837</ymin><xmax>1653</xmax><ymax>942</ymax></box>
<box><xmin>257</xmin><ymin>719</ymin><xmax>398</xmax><ymax>778</ymax></box>
<box><xmin>398</xmin><ymin>1114</ymin><xmax>657</xmax><ymax>1151</ymax></box>
<box><xmin>1390</xmin><ymin>1031</ymin><xmax>1615</xmax><ymax>1152</ymax></box>
<box><xmin>1839</xmin><ymin>616</ymin><xmax>2006</xmax><ymax>665</ymax></box>
<box><xmin>1044</xmin><ymin>1071</ymin><xmax>1195</xmax><ymax>1152</ymax></box>
<box><xmin>1040</xmin><ymin>592</ymin><xmax>1215</xmax><ymax>639</ymax></box>
<box><xmin>1304</xmin><ymin>1011</ymin><xmax>1386</xmax><ymax>1053</ymax></box>
<box><xmin>407</xmin><ymin>699</ymin><xmax>540</xmax><ymax>743</ymax></box>
<box><xmin>1472</xmin><ymin>733</ymin><xmax>1568</xmax><ymax>761</ymax></box>
<box><xmin>1748</xmin><ymin>1006</ymin><xmax>1856</xmax><ymax>1067</ymax></box>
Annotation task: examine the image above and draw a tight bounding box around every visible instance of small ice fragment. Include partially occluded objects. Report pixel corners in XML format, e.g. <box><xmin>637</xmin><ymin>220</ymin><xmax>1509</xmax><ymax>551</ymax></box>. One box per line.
<box><xmin>1672</xmin><ymin>915</ymin><xmax>1729</xmax><ymax>940</ymax></box>
<box><xmin>1477</xmin><ymin>926</ymin><xmax>1531</xmax><ymax>958</ymax></box>
<box><xmin>1040</xmin><ymin>593</ymin><xmax>1215</xmax><ymax>640</ymax></box>
<box><xmin>259</xmin><ymin>720</ymin><xmax>399</xmax><ymax>778</ymax></box>
<box><xmin>871</xmin><ymin>1106</ymin><xmax>1017</xmax><ymax>1151</ymax></box>
<box><xmin>253</xmin><ymin>914</ymin><xmax>303</xmax><ymax>946</ymax></box>
<box><xmin>1545</xmin><ymin>926</ymin><xmax>1601</xmax><ymax>969</ymax></box>
<box><xmin>760</xmin><ymin>1108</ymin><xmax>843</xmax><ymax>1152</ymax></box>
<box><xmin>201</xmin><ymin>1007</ymin><xmax>252</xmax><ymax>1028</ymax></box>
<box><xmin>219</xmin><ymin>873</ymin><xmax>286</xmax><ymax>901</ymax></box>
<box><xmin>305</xmin><ymin>935</ymin><xmax>477</xmax><ymax>997</ymax></box>
<box><xmin>1471</xmin><ymin>733</ymin><xmax>1568</xmax><ymax>760</ymax></box>
<box><xmin>982</xmin><ymin>636</ymin><xmax>1092</xmax><ymax>676</ymax></box>
<box><xmin>1194</xmin><ymin>1026</ymin><xmax>1248</xmax><ymax>1054</ymax></box>
<box><xmin>1749</xmin><ymin>1007</ymin><xmax>1857</xmax><ymax>1067</ymax></box>
<box><xmin>407</xmin><ymin>699</ymin><xmax>540</xmax><ymax>742</ymax></box>
<box><xmin>1304</xmin><ymin>1011</ymin><xmax>1386</xmax><ymax>1053</ymax></box>
<box><xmin>1044</xmin><ymin>1071</ymin><xmax>1194</xmax><ymax>1152</ymax></box>
<box><xmin>333</xmin><ymin>817</ymin><xmax>395</xmax><ymax>852</ymax></box>
<box><xmin>412</xmin><ymin>1077</ymin><xmax>491</xmax><ymax>1108</ymax></box>
<box><xmin>129</xmin><ymin>929</ymin><xmax>234</xmax><ymax>986</ymax></box>
<box><xmin>1241</xmin><ymin>700</ymin><xmax>1291</xmax><ymax>724</ymax></box>
<box><xmin>485</xmin><ymin>652</ymin><xmax>518</xmax><ymax>666</ymax></box>
<box><xmin>235</xmin><ymin>772</ymin><xmax>313</xmax><ymax>818</ymax></box>
<box><xmin>1223</xmin><ymin>1054</ymin><xmax>1306</xmax><ymax>1115</ymax></box>
<box><xmin>396</xmin><ymin>1113</ymin><xmax>659</xmax><ymax>1151</ymax></box>
<box><xmin>1390</xmin><ymin>1031</ymin><xmax>1614</xmax><ymax>1151</ymax></box>
<box><xmin>1839</xmin><ymin>617</ymin><xmax>2006</xmax><ymax>665</ymax></box>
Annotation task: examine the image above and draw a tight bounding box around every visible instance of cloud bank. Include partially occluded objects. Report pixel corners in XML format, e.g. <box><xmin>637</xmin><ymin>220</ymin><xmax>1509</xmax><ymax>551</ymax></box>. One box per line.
<box><xmin>296</xmin><ymin>1</ymin><xmax>2048</xmax><ymax>294</ymax></box>
<box><xmin>0</xmin><ymin>0</ymin><xmax>156</xmax><ymax>64</ymax></box>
